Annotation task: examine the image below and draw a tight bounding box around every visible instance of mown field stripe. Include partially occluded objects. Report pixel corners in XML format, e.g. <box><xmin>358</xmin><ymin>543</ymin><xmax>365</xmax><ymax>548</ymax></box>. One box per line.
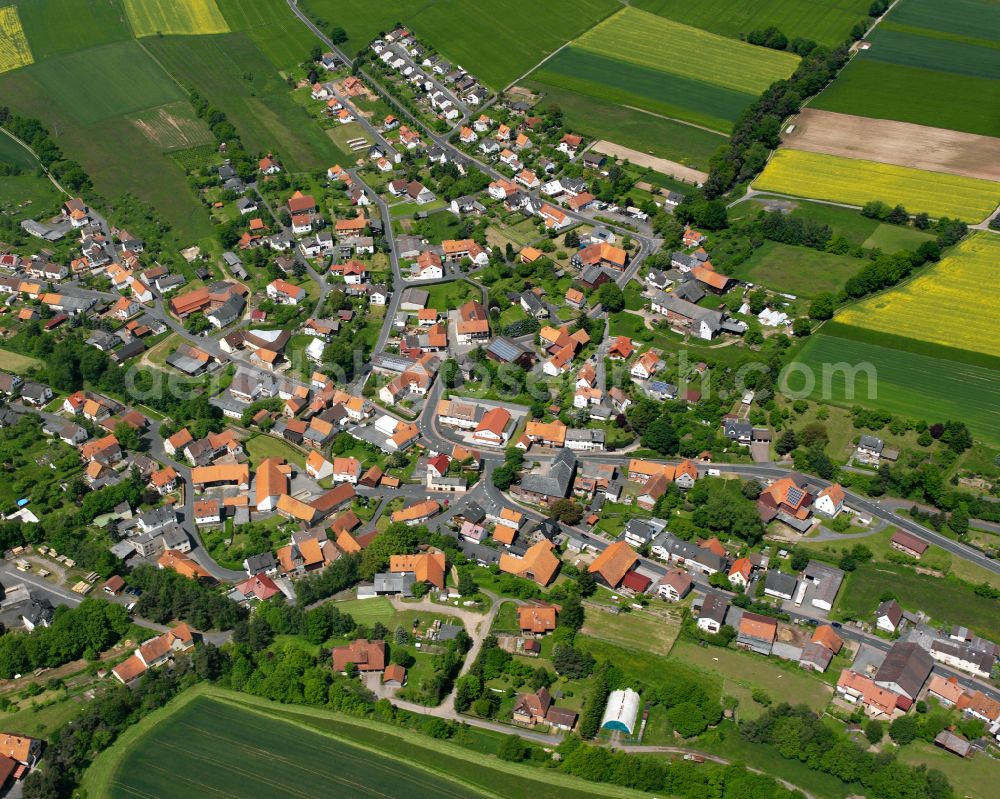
<box><xmin>573</xmin><ymin>6</ymin><xmax>799</xmax><ymax>95</ymax></box>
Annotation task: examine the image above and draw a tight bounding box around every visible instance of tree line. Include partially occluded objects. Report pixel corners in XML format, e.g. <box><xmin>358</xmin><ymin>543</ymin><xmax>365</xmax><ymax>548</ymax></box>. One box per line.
<box><xmin>742</xmin><ymin>703</ymin><xmax>952</xmax><ymax>799</ymax></box>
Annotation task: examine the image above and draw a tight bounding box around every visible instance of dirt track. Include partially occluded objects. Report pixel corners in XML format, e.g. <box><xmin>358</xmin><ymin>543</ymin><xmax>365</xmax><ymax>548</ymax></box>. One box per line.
<box><xmin>591</xmin><ymin>140</ymin><xmax>708</xmax><ymax>184</ymax></box>
<box><xmin>784</xmin><ymin>109</ymin><xmax>1000</xmax><ymax>181</ymax></box>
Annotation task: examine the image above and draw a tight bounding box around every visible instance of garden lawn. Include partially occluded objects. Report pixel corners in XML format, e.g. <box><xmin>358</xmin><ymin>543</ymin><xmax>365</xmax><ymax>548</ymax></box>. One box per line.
<box><xmin>835</xmin><ymin>561</ymin><xmax>1000</xmax><ymax>639</ymax></box>
<box><xmin>860</xmin><ymin>223</ymin><xmax>933</xmax><ymax>252</ymax></box>
<box><xmin>754</xmin><ymin>149</ymin><xmax>1000</xmax><ymax>221</ymax></box>
<box><xmin>424</xmin><ymin>280</ymin><xmax>478</xmax><ymax>311</ymax></box>
<box><xmin>634</xmin><ymin>0</ymin><xmax>871</xmax><ymax>48</ymax></box>
<box><xmin>729</xmin><ymin>241</ymin><xmax>861</xmax><ymax>297</ymax></box>
<box><xmin>16</xmin><ymin>0</ymin><xmax>131</xmax><ymax>61</ymax></box>
<box><xmin>244</xmin><ymin>434</ymin><xmax>306</xmax><ymax>469</ymax></box>
<box><xmin>791</xmin><ymin>331</ymin><xmax>1000</xmax><ymax>445</ymax></box>
<box><xmin>608</xmin><ymin>311</ymin><xmax>647</xmax><ymax>339</ymax></box>
<box><xmin>580</xmin><ymin>606</ymin><xmax>682</xmax><ymax>657</ymax></box>
<box><xmin>329</xmin><ymin>597</ymin><xmax>395</xmax><ymax>625</ymax></box>
<box><xmin>835</xmin><ymin>233</ymin><xmax>1000</xmax><ymax>358</ymax></box>
<box><xmin>523</xmin><ymin>80</ymin><xmax>724</xmax><ymax>169</ymax></box>
<box><xmin>122</xmin><ymin>0</ymin><xmax>229</xmax><ymax>37</ymax></box>
<box><xmin>0</xmin><ymin>171</ymin><xmax>61</xmax><ymax>220</ymax></box>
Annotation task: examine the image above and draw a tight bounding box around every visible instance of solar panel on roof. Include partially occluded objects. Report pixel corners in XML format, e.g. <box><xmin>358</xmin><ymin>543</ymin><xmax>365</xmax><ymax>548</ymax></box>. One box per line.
<box><xmin>786</xmin><ymin>487</ymin><xmax>804</xmax><ymax>506</ymax></box>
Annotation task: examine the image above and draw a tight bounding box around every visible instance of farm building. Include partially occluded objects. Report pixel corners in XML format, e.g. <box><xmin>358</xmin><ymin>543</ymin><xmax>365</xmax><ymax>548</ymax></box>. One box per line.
<box><xmin>600</xmin><ymin>688</ymin><xmax>641</xmax><ymax>736</ymax></box>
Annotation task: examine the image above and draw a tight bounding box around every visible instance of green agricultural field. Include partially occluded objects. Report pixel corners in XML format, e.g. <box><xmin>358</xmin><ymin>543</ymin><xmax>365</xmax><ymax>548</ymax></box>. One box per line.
<box><xmin>25</xmin><ymin>40</ymin><xmax>184</xmax><ymax>124</ymax></box>
<box><xmin>524</xmin><ymin>76</ymin><xmax>726</xmax><ymax>164</ymax></box>
<box><xmin>532</xmin><ymin>47</ymin><xmax>754</xmax><ymax>133</ymax></box>
<box><xmin>729</xmin><ymin>241</ymin><xmax>862</xmax><ymax>297</ymax></box>
<box><xmin>890</xmin><ymin>0</ymin><xmax>1000</xmax><ymax>43</ymax></box>
<box><xmin>634</xmin><ymin>0</ymin><xmax>872</xmax><ymax>47</ymax></box>
<box><xmin>866</xmin><ymin>26</ymin><xmax>1000</xmax><ymax>81</ymax></box>
<box><xmin>97</xmin><ymin>696</ymin><xmax>483</xmax><ymax>798</ymax></box>
<box><xmin>0</xmin><ymin>171</ymin><xmax>60</xmax><ymax>222</ymax></box>
<box><xmin>122</xmin><ymin>0</ymin><xmax>229</xmax><ymax>37</ymax></box>
<box><xmin>217</xmin><ymin>0</ymin><xmax>316</xmax><ymax>71</ymax></box>
<box><xmin>16</xmin><ymin>0</ymin><xmax>130</xmax><ymax>62</ymax></box>
<box><xmin>810</xmin><ymin>0</ymin><xmax>1000</xmax><ymax>136</ymax></box>
<box><xmin>835</xmin><ymin>561</ymin><xmax>999</xmax><ymax>639</ymax></box>
<box><xmin>303</xmin><ymin>0</ymin><xmax>620</xmax><ymax>89</ymax></box>
<box><xmin>812</xmin><ymin>59</ymin><xmax>1000</xmax><ymax>139</ymax></box>
<box><xmin>791</xmin><ymin>331</ymin><xmax>1000</xmax><ymax>445</ymax></box>
<box><xmin>88</xmin><ymin>686</ymin><xmax>647</xmax><ymax>799</ymax></box>
<box><xmin>142</xmin><ymin>33</ymin><xmax>348</xmax><ymax>170</ymax></box>
<box><xmin>577</xmin><ymin>9</ymin><xmax>799</xmax><ymax>95</ymax></box>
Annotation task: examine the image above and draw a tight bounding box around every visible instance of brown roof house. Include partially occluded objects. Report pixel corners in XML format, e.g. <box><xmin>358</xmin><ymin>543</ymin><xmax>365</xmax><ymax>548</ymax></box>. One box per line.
<box><xmin>517</xmin><ymin>605</ymin><xmax>558</xmax><ymax>635</ymax></box>
<box><xmin>332</xmin><ymin>639</ymin><xmax>387</xmax><ymax>673</ymax></box>
<box><xmin>588</xmin><ymin>540</ymin><xmax>639</xmax><ymax>589</ymax></box>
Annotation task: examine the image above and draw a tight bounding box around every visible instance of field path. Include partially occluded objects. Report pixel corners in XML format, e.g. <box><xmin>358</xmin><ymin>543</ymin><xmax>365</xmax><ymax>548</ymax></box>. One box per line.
<box><xmin>622</xmin><ymin>105</ymin><xmax>728</xmax><ymax>138</ymax></box>
<box><xmin>504</xmin><ymin>41</ymin><xmax>572</xmax><ymax>92</ymax></box>
<box><xmin>591</xmin><ymin>140</ymin><xmax>708</xmax><ymax>184</ymax></box>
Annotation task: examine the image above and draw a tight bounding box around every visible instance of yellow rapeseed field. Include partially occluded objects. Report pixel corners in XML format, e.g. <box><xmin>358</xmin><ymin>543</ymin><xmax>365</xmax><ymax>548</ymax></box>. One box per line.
<box><xmin>0</xmin><ymin>5</ymin><xmax>33</xmax><ymax>74</ymax></box>
<box><xmin>754</xmin><ymin>149</ymin><xmax>1000</xmax><ymax>222</ymax></box>
<box><xmin>123</xmin><ymin>0</ymin><xmax>229</xmax><ymax>37</ymax></box>
<box><xmin>836</xmin><ymin>232</ymin><xmax>1000</xmax><ymax>359</ymax></box>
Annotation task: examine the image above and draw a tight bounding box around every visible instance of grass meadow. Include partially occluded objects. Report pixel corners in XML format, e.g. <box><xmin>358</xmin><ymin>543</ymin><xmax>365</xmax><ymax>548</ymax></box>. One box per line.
<box><xmin>836</xmin><ymin>233</ymin><xmax>1000</xmax><ymax>358</ymax></box>
<box><xmin>0</xmin><ymin>5</ymin><xmax>32</xmax><ymax>74</ymax></box>
<box><xmin>791</xmin><ymin>330</ymin><xmax>1000</xmax><ymax>445</ymax></box>
<box><xmin>16</xmin><ymin>0</ymin><xmax>130</xmax><ymax>61</ymax></box>
<box><xmin>730</xmin><ymin>241</ymin><xmax>862</xmax><ymax>297</ymax></box>
<box><xmin>754</xmin><ymin>149</ymin><xmax>1000</xmax><ymax>221</ymax></box>
<box><xmin>122</xmin><ymin>0</ymin><xmax>229</xmax><ymax>37</ymax></box>
<box><xmin>835</xmin><ymin>561</ymin><xmax>1000</xmax><ymax>639</ymax></box>
<box><xmin>634</xmin><ymin>0</ymin><xmax>872</xmax><ymax>47</ymax></box>
<box><xmin>303</xmin><ymin>0</ymin><xmax>620</xmax><ymax>89</ymax></box>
